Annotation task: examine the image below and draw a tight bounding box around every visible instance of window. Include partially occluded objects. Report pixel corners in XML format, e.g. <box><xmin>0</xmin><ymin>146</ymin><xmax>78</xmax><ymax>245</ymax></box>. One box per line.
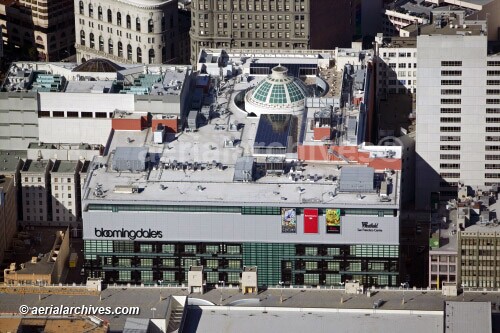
<box><xmin>140</xmin><ymin>258</ymin><xmax>153</xmax><ymax>266</ymax></box>
<box><xmin>136</xmin><ymin>17</ymin><xmax>141</xmax><ymax>31</ymax></box>
<box><xmin>162</xmin><ymin>244</ymin><xmax>175</xmax><ymax>253</ymax></box>
<box><xmin>228</xmin><ymin>259</ymin><xmax>241</xmax><ymax>269</ymax></box>
<box><xmin>441</xmin><ymin>80</ymin><xmax>461</xmax><ymax>85</ymax></box>
<box><xmin>305</xmin><ymin>261</ymin><xmax>318</xmax><ymax>270</ymax></box>
<box><xmin>441</xmin><ymin>70</ymin><xmax>462</xmax><ymax>76</ymax></box>
<box><xmin>486</xmin><ymin>155</ymin><xmax>500</xmax><ymax>160</ymax></box>
<box><xmin>441</xmin><ymin>89</ymin><xmax>461</xmax><ymax>95</ymax></box>
<box><xmin>127</xmin><ymin>44</ymin><xmax>132</xmax><ymax>60</ymax></box>
<box><xmin>485</xmin><ymin>173</ymin><xmax>500</xmax><ymax>178</ymax></box>
<box><xmin>148</xmin><ymin>49</ymin><xmax>155</xmax><ymax>64</ymax></box>
<box><xmin>107</xmin><ymin>9</ymin><xmax>112</xmax><ymax>23</ymax></box>
<box><xmin>440</xmin><ymin>163</ymin><xmax>460</xmax><ymax>169</ymax></box>
<box><xmin>304</xmin><ymin>273</ymin><xmax>319</xmax><ymax>285</ymax></box>
<box><xmin>206</xmin><ymin>259</ymin><xmax>218</xmax><ymax>269</ymax></box>
<box><xmin>88</xmin><ymin>3</ymin><xmax>93</xmax><ymax>17</ymax></box>
<box><xmin>440</xmin><ymin>173</ymin><xmax>460</xmax><ymax>178</ymax></box>
<box><xmin>108</xmin><ymin>38</ymin><xmax>113</xmax><ymax>54</ymax></box>
<box><xmin>487</xmin><ymin>80</ymin><xmax>500</xmax><ymax>85</ymax></box>
<box><xmin>486</xmin><ymin>127</ymin><xmax>500</xmax><ymax>132</ymax></box>
<box><xmin>141</xmin><ymin>271</ymin><xmax>153</xmax><ymax>282</ymax></box>
<box><xmin>441</xmin><ymin>99</ymin><xmax>461</xmax><ymax>104</ymax></box>
<box><xmin>487</xmin><ymin>90</ymin><xmax>500</xmax><ymax>95</ymax></box>
<box><xmin>163</xmin><ymin>271</ymin><xmax>175</xmax><ymax>282</ymax></box>
<box><xmin>89</xmin><ymin>33</ymin><xmax>94</xmax><ymax>48</ymax></box>
<box><xmin>440</xmin><ymin>117</ymin><xmax>461</xmax><ymax>123</ymax></box>
<box><xmin>440</xmin><ymin>136</ymin><xmax>460</xmax><ymax>141</ymax></box>
<box><xmin>487</xmin><ymin>108</ymin><xmax>500</xmax><ymax>113</ymax></box>
<box><xmin>79</xmin><ymin>1</ymin><xmax>84</xmax><ymax>15</ymax></box>
<box><xmin>148</xmin><ymin>19</ymin><xmax>154</xmax><ymax>33</ymax></box>
<box><xmin>488</xmin><ymin>71</ymin><xmax>500</xmax><ymax>76</ymax></box>
<box><xmin>327</xmin><ymin>248</ymin><xmax>340</xmax><ymax>256</ymax></box>
<box><xmin>98</xmin><ymin>6</ymin><xmax>102</xmax><ymax>20</ymax></box>
<box><xmin>205</xmin><ymin>245</ymin><xmax>219</xmax><ymax>254</ymax></box>
<box><xmin>184</xmin><ymin>245</ymin><xmax>196</xmax><ymax>254</ymax></box>
<box><xmin>441</xmin><ymin>61</ymin><xmax>462</xmax><ymax>66</ymax></box>
<box><xmin>226</xmin><ymin>245</ymin><xmax>240</xmax><ymax>254</ymax></box>
<box><xmin>305</xmin><ymin>247</ymin><xmax>318</xmax><ymax>256</ymax></box>
<box><xmin>99</xmin><ymin>35</ymin><xmax>104</xmax><ymax>51</ymax></box>
<box><xmin>118</xmin><ymin>41</ymin><xmax>123</xmax><ymax>57</ymax></box>
<box><xmin>117</xmin><ymin>12</ymin><xmax>122</xmax><ymax>26</ymax></box>
<box><xmin>487</xmin><ymin>99</ymin><xmax>500</xmax><ymax>104</ymax></box>
<box><xmin>440</xmin><ymin>145</ymin><xmax>460</xmax><ymax>150</ymax></box>
<box><xmin>486</xmin><ymin>118</ymin><xmax>500</xmax><ymax>123</ymax></box>
<box><xmin>118</xmin><ymin>271</ymin><xmax>131</xmax><ymax>281</ymax></box>
<box><xmin>126</xmin><ymin>15</ymin><xmax>131</xmax><ymax>29</ymax></box>
<box><xmin>485</xmin><ymin>164</ymin><xmax>500</xmax><ymax>169</ymax></box>
<box><xmin>440</xmin><ymin>127</ymin><xmax>461</xmax><ymax>132</ymax></box>
<box><xmin>488</xmin><ymin>61</ymin><xmax>500</xmax><ymax>67</ymax></box>
<box><xmin>486</xmin><ymin>145</ymin><xmax>500</xmax><ymax>151</ymax></box>
<box><xmin>140</xmin><ymin>244</ymin><xmax>152</xmax><ymax>252</ymax></box>
<box><xmin>137</xmin><ymin>47</ymin><xmax>142</xmax><ymax>62</ymax></box>
<box><xmin>441</xmin><ymin>108</ymin><xmax>461</xmax><ymax>113</ymax></box>
<box><xmin>80</xmin><ymin>30</ymin><xmax>85</xmax><ymax>46</ymax></box>
<box><xmin>440</xmin><ymin>154</ymin><xmax>460</xmax><ymax>160</ymax></box>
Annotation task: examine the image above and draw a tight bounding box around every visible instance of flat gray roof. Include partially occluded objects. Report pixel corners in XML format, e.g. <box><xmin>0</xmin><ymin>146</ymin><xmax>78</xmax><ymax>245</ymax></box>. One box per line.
<box><xmin>51</xmin><ymin>160</ymin><xmax>77</xmax><ymax>174</ymax></box>
<box><xmin>0</xmin><ymin>150</ymin><xmax>23</xmax><ymax>174</ymax></box>
<box><xmin>21</xmin><ymin>159</ymin><xmax>49</xmax><ymax>174</ymax></box>
<box><xmin>445</xmin><ymin>301</ymin><xmax>492</xmax><ymax>333</ymax></box>
<box><xmin>183</xmin><ymin>306</ymin><xmax>443</xmax><ymax>333</ymax></box>
<box><xmin>339</xmin><ymin>167</ymin><xmax>375</xmax><ymax>192</ymax></box>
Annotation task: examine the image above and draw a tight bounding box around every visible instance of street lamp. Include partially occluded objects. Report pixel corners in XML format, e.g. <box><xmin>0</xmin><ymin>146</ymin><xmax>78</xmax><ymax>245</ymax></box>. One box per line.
<box><xmin>461</xmin><ymin>283</ymin><xmax>466</xmax><ymax>302</ymax></box>
<box><xmin>158</xmin><ymin>280</ymin><xmax>163</xmax><ymax>301</ymax></box>
<box><xmin>151</xmin><ymin>307</ymin><xmax>157</xmax><ymax>318</ymax></box>
<box><xmin>279</xmin><ymin>281</ymin><xmax>284</xmax><ymax>303</ymax></box>
<box><xmin>218</xmin><ymin>280</ymin><xmax>225</xmax><ymax>306</ymax></box>
<box><xmin>401</xmin><ymin>282</ymin><xmax>407</xmax><ymax>305</ymax></box>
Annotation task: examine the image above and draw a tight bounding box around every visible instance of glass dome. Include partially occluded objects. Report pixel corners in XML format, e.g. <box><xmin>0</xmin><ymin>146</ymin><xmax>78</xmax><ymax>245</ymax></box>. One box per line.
<box><xmin>245</xmin><ymin>65</ymin><xmax>309</xmax><ymax>115</ymax></box>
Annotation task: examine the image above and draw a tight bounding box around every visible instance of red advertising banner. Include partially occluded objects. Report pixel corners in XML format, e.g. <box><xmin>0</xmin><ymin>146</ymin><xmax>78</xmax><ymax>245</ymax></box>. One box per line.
<box><xmin>304</xmin><ymin>209</ymin><xmax>318</xmax><ymax>234</ymax></box>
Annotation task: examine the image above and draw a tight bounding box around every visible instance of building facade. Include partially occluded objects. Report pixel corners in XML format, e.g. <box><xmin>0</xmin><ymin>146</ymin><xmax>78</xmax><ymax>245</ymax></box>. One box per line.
<box><xmin>50</xmin><ymin>160</ymin><xmax>82</xmax><ymax>226</ymax></box>
<box><xmin>0</xmin><ymin>0</ymin><xmax>75</xmax><ymax>61</ymax></box>
<box><xmin>20</xmin><ymin>159</ymin><xmax>52</xmax><ymax>224</ymax></box>
<box><xmin>0</xmin><ymin>176</ymin><xmax>18</xmax><ymax>264</ymax></box>
<box><xmin>189</xmin><ymin>0</ymin><xmax>357</xmax><ymax>65</ymax></box>
<box><xmin>74</xmin><ymin>0</ymin><xmax>179</xmax><ymax>64</ymax></box>
<box><xmin>415</xmin><ymin>19</ymin><xmax>498</xmax><ymax>209</ymax></box>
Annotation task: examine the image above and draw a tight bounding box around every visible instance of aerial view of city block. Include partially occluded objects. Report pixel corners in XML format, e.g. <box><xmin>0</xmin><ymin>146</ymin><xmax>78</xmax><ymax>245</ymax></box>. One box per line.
<box><xmin>0</xmin><ymin>0</ymin><xmax>499</xmax><ymax>332</ymax></box>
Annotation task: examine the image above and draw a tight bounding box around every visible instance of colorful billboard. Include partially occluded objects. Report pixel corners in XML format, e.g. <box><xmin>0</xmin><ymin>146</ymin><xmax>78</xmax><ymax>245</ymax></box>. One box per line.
<box><xmin>281</xmin><ymin>208</ymin><xmax>297</xmax><ymax>233</ymax></box>
<box><xmin>304</xmin><ymin>209</ymin><xmax>318</xmax><ymax>234</ymax></box>
<box><xmin>326</xmin><ymin>209</ymin><xmax>341</xmax><ymax>234</ymax></box>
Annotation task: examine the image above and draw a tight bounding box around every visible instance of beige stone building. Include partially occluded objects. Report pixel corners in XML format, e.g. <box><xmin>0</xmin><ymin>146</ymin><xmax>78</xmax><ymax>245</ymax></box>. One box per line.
<box><xmin>51</xmin><ymin>160</ymin><xmax>82</xmax><ymax>226</ymax></box>
<box><xmin>189</xmin><ymin>0</ymin><xmax>357</xmax><ymax>66</ymax></box>
<box><xmin>0</xmin><ymin>0</ymin><xmax>75</xmax><ymax>61</ymax></box>
<box><xmin>74</xmin><ymin>0</ymin><xmax>181</xmax><ymax>64</ymax></box>
<box><xmin>20</xmin><ymin>159</ymin><xmax>52</xmax><ymax>224</ymax></box>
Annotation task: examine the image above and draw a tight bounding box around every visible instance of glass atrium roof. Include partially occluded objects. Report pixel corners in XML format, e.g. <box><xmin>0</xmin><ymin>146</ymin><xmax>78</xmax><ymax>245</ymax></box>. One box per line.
<box><xmin>246</xmin><ymin>66</ymin><xmax>309</xmax><ymax>112</ymax></box>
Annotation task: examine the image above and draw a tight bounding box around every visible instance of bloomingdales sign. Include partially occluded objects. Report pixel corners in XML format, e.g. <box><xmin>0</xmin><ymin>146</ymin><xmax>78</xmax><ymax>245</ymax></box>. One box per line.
<box><xmin>357</xmin><ymin>222</ymin><xmax>382</xmax><ymax>232</ymax></box>
<box><xmin>94</xmin><ymin>228</ymin><xmax>163</xmax><ymax>240</ymax></box>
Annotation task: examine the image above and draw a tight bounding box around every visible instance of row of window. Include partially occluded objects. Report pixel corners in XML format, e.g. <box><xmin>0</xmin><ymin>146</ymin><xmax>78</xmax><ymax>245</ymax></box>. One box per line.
<box><xmin>79</xmin><ymin>2</ymin><xmax>161</xmax><ymax>33</ymax></box>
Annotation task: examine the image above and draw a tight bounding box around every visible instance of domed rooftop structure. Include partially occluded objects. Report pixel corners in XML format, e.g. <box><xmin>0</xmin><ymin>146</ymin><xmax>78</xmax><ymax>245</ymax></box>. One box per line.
<box><xmin>245</xmin><ymin>65</ymin><xmax>310</xmax><ymax>115</ymax></box>
<box><xmin>73</xmin><ymin>59</ymin><xmax>124</xmax><ymax>73</ymax></box>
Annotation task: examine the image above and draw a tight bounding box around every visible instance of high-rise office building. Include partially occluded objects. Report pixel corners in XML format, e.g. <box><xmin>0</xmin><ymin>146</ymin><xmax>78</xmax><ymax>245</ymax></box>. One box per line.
<box><xmin>415</xmin><ymin>11</ymin><xmax>496</xmax><ymax>209</ymax></box>
<box><xmin>0</xmin><ymin>0</ymin><xmax>75</xmax><ymax>61</ymax></box>
<box><xmin>189</xmin><ymin>0</ymin><xmax>359</xmax><ymax>65</ymax></box>
<box><xmin>74</xmin><ymin>0</ymin><xmax>180</xmax><ymax>64</ymax></box>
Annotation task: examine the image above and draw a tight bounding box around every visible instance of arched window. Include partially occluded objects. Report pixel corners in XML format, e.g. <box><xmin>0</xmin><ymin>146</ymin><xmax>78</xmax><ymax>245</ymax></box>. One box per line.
<box><xmin>148</xmin><ymin>19</ymin><xmax>153</xmax><ymax>33</ymax></box>
<box><xmin>118</xmin><ymin>41</ymin><xmax>123</xmax><ymax>57</ymax></box>
<box><xmin>99</xmin><ymin>35</ymin><xmax>104</xmax><ymax>51</ymax></box>
<box><xmin>88</xmin><ymin>4</ymin><xmax>93</xmax><ymax>18</ymax></box>
<box><xmin>127</xmin><ymin>44</ymin><xmax>132</xmax><ymax>60</ymax></box>
<box><xmin>89</xmin><ymin>33</ymin><xmax>94</xmax><ymax>49</ymax></box>
<box><xmin>137</xmin><ymin>47</ymin><xmax>142</xmax><ymax>63</ymax></box>
<box><xmin>98</xmin><ymin>6</ymin><xmax>102</xmax><ymax>20</ymax></box>
<box><xmin>117</xmin><ymin>12</ymin><xmax>122</xmax><ymax>26</ymax></box>
<box><xmin>36</xmin><ymin>35</ymin><xmax>43</xmax><ymax>42</ymax></box>
<box><xmin>148</xmin><ymin>48</ymin><xmax>155</xmax><ymax>64</ymax></box>
<box><xmin>80</xmin><ymin>30</ymin><xmax>85</xmax><ymax>46</ymax></box>
<box><xmin>136</xmin><ymin>17</ymin><xmax>141</xmax><ymax>32</ymax></box>
<box><xmin>108</xmin><ymin>38</ymin><xmax>113</xmax><ymax>54</ymax></box>
<box><xmin>79</xmin><ymin>1</ymin><xmax>84</xmax><ymax>15</ymax></box>
<box><xmin>107</xmin><ymin>9</ymin><xmax>112</xmax><ymax>23</ymax></box>
<box><xmin>126</xmin><ymin>15</ymin><xmax>131</xmax><ymax>29</ymax></box>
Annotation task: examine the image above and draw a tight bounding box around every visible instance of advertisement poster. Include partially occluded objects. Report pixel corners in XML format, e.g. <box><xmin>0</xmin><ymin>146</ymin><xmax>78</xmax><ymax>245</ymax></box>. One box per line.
<box><xmin>326</xmin><ymin>209</ymin><xmax>341</xmax><ymax>234</ymax></box>
<box><xmin>304</xmin><ymin>209</ymin><xmax>318</xmax><ymax>234</ymax></box>
<box><xmin>281</xmin><ymin>208</ymin><xmax>297</xmax><ymax>233</ymax></box>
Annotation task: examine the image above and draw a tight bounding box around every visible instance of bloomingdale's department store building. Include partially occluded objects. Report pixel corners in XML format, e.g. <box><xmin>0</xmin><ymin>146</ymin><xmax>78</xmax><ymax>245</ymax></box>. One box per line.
<box><xmin>82</xmin><ymin>198</ymin><xmax>400</xmax><ymax>288</ymax></box>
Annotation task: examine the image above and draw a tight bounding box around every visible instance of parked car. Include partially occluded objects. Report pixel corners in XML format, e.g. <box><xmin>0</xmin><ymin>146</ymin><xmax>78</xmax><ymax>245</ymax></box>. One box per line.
<box><xmin>373</xmin><ymin>299</ymin><xmax>384</xmax><ymax>309</ymax></box>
